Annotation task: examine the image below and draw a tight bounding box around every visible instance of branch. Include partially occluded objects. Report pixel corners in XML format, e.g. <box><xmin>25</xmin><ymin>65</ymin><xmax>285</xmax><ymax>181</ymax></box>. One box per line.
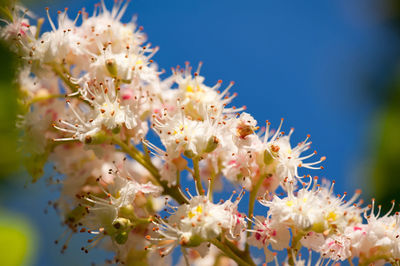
<box><xmin>245</xmin><ymin>173</ymin><xmax>266</xmax><ymax>253</ymax></box>
<box><xmin>209</xmin><ymin>238</ymin><xmax>255</xmax><ymax>266</ymax></box>
<box><xmin>111</xmin><ymin>135</ymin><xmax>188</xmax><ymax>204</ymax></box>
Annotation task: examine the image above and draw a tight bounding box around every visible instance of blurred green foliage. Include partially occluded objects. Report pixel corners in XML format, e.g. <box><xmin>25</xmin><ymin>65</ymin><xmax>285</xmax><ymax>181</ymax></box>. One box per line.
<box><xmin>370</xmin><ymin>0</ymin><xmax>400</xmax><ymax>212</ymax></box>
<box><xmin>372</xmin><ymin>79</ymin><xmax>400</xmax><ymax>207</ymax></box>
<box><xmin>0</xmin><ymin>3</ymin><xmax>38</xmax><ymax>266</ymax></box>
<box><xmin>0</xmin><ymin>40</ymin><xmax>20</xmax><ymax>178</ymax></box>
<box><xmin>0</xmin><ymin>209</ymin><xmax>37</xmax><ymax>266</ymax></box>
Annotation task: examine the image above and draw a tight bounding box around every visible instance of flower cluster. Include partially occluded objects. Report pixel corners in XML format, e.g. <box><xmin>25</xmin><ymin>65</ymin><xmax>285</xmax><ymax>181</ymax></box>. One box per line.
<box><xmin>2</xmin><ymin>1</ymin><xmax>400</xmax><ymax>265</ymax></box>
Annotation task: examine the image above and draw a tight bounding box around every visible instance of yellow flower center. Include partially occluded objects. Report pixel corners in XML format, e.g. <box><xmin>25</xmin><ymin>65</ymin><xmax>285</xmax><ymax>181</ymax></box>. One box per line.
<box><xmin>327</xmin><ymin>211</ymin><xmax>337</xmax><ymax>221</ymax></box>
<box><xmin>187</xmin><ymin>205</ymin><xmax>203</xmax><ymax>219</ymax></box>
<box><xmin>286</xmin><ymin>200</ymin><xmax>293</xmax><ymax>207</ymax></box>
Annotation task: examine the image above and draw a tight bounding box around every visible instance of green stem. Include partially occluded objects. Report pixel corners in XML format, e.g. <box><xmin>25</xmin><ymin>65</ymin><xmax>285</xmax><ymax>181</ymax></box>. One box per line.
<box><xmin>142</xmin><ymin>141</ymin><xmax>152</xmax><ymax>162</ymax></box>
<box><xmin>176</xmin><ymin>170</ymin><xmax>180</xmax><ymax>187</ymax></box>
<box><xmin>245</xmin><ymin>174</ymin><xmax>265</xmax><ymax>253</ymax></box>
<box><xmin>134</xmin><ymin>217</ymin><xmax>152</xmax><ymax>226</ymax></box>
<box><xmin>359</xmin><ymin>255</ymin><xmax>389</xmax><ymax>266</ymax></box>
<box><xmin>209</xmin><ymin>169</ymin><xmax>217</xmax><ymax>201</ymax></box>
<box><xmin>112</xmin><ymin>136</ymin><xmax>156</xmax><ymax>174</ymax></box>
<box><xmin>51</xmin><ymin>64</ymin><xmax>79</xmax><ymax>93</ymax></box>
<box><xmin>210</xmin><ymin>239</ymin><xmax>254</xmax><ymax>266</ymax></box>
<box><xmin>111</xmin><ymin>136</ymin><xmax>188</xmax><ymax>204</ymax></box>
<box><xmin>35</xmin><ymin>18</ymin><xmax>44</xmax><ymax>39</ymax></box>
<box><xmin>28</xmin><ymin>93</ymin><xmax>65</xmax><ymax>105</ymax></box>
<box><xmin>185</xmin><ymin>166</ymin><xmax>194</xmax><ymax>176</ymax></box>
<box><xmin>192</xmin><ymin>157</ymin><xmax>204</xmax><ymax>195</ymax></box>
<box><xmin>287</xmin><ymin>229</ymin><xmax>305</xmax><ymax>266</ymax></box>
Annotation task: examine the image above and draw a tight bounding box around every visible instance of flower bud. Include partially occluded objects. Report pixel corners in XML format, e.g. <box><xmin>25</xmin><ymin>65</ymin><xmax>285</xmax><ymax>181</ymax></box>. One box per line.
<box><xmin>115</xmin><ymin>231</ymin><xmax>129</xmax><ymax>245</ymax></box>
<box><xmin>311</xmin><ymin>222</ymin><xmax>326</xmax><ymax>233</ymax></box>
<box><xmin>264</xmin><ymin>150</ymin><xmax>274</xmax><ymax>165</ymax></box>
<box><xmin>112</xmin><ymin>217</ymin><xmax>132</xmax><ymax>230</ymax></box>
<box><xmin>184</xmin><ymin>149</ymin><xmax>196</xmax><ymax>159</ymax></box>
<box><xmin>204</xmin><ymin>136</ymin><xmax>219</xmax><ymax>153</ymax></box>
<box><xmin>105</xmin><ymin>58</ymin><xmax>118</xmax><ymax>77</ymax></box>
<box><xmin>112</xmin><ymin>125</ymin><xmax>121</xmax><ymax>134</ymax></box>
<box><xmin>112</xmin><ymin>217</ymin><xmax>132</xmax><ymax>245</ymax></box>
<box><xmin>185</xmin><ymin>234</ymin><xmax>204</xmax><ymax>247</ymax></box>
<box><xmin>119</xmin><ymin>204</ymin><xmax>134</xmax><ymax>219</ymax></box>
<box><xmin>84</xmin><ymin>131</ymin><xmax>108</xmax><ymax>145</ymax></box>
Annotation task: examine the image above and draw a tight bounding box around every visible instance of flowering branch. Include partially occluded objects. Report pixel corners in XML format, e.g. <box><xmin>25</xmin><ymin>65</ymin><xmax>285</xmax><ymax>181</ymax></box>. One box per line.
<box><xmin>3</xmin><ymin>2</ymin><xmax>400</xmax><ymax>266</ymax></box>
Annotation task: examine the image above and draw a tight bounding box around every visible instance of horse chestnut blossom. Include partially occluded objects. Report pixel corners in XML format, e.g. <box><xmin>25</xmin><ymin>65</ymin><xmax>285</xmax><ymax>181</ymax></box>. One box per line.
<box><xmin>3</xmin><ymin>1</ymin><xmax>400</xmax><ymax>265</ymax></box>
<box><xmin>147</xmin><ymin>190</ymin><xmax>245</xmax><ymax>258</ymax></box>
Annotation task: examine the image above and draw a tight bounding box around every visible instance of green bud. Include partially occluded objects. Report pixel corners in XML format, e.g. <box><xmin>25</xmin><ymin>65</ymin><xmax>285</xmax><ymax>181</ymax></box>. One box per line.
<box><xmin>115</xmin><ymin>231</ymin><xmax>129</xmax><ymax>245</ymax></box>
<box><xmin>105</xmin><ymin>58</ymin><xmax>118</xmax><ymax>77</ymax></box>
<box><xmin>263</xmin><ymin>150</ymin><xmax>274</xmax><ymax>165</ymax></box>
<box><xmin>185</xmin><ymin>234</ymin><xmax>204</xmax><ymax>247</ymax></box>
<box><xmin>112</xmin><ymin>217</ymin><xmax>132</xmax><ymax>230</ymax></box>
<box><xmin>204</xmin><ymin>136</ymin><xmax>219</xmax><ymax>153</ymax></box>
<box><xmin>311</xmin><ymin>222</ymin><xmax>326</xmax><ymax>233</ymax></box>
<box><xmin>184</xmin><ymin>149</ymin><xmax>196</xmax><ymax>159</ymax></box>
<box><xmin>84</xmin><ymin>131</ymin><xmax>108</xmax><ymax>145</ymax></box>
<box><xmin>145</xmin><ymin>197</ymin><xmax>155</xmax><ymax>213</ymax></box>
<box><xmin>112</xmin><ymin>217</ymin><xmax>133</xmax><ymax>245</ymax></box>
<box><xmin>119</xmin><ymin>204</ymin><xmax>134</xmax><ymax>219</ymax></box>
<box><xmin>112</xmin><ymin>125</ymin><xmax>121</xmax><ymax>134</ymax></box>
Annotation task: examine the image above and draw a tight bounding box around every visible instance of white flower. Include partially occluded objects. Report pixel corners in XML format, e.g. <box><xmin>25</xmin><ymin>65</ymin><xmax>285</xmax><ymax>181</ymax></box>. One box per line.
<box><xmin>169</xmin><ymin>63</ymin><xmax>241</xmax><ymax>121</ymax></box>
<box><xmin>17</xmin><ymin>68</ymin><xmax>60</xmax><ymax>100</ymax></box>
<box><xmin>88</xmin><ymin>44</ymin><xmax>159</xmax><ymax>85</ymax></box>
<box><xmin>178</xmin><ymin>245</ymin><xmax>236</xmax><ymax>266</ymax></box>
<box><xmin>313</xmin><ymin>184</ymin><xmax>363</xmax><ymax>233</ymax></box>
<box><xmin>53</xmin><ymin>99</ymin><xmax>101</xmax><ymax>143</ymax></box>
<box><xmin>300</xmin><ymin>231</ymin><xmax>326</xmax><ymax>251</ymax></box>
<box><xmin>263</xmin><ymin>187</ymin><xmax>322</xmax><ymax>230</ymax></box>
<box><xmin>79</xmin><ymin>0</ymin><xmax>146</xmax><ymax>55</ymax></box>
<box><xmin>248</xmin><ymin>216</ymin><xmax>290</xmax><ymax>262</ymax></box>
<box><xmin>152</xmin><ymin>108</ymin><xmax>222</xmax><ymax>159</ymax></box>
<box><xmin>261</xmin><ymin>178</ymin><xmax>363</xmax><ymax>232</ymax></box>
<box><xmin>280</xmin><ymin>250</ymin><xmax>326</xmax><ymax>266</ymax></box>
<box><xmin>263</xmin><ymin>119</ymin><xmax>325</xmax><ymax>183</ymax></box>
<box><xmin>223</xmin><ymin>147</ymin><xmax>259</xmax><ymax>186</ymax></box>
<box><xmin>198</xmin><ymin>113</ymin><xmax>260</xmax><ymax>189</ymax></box>
<box><xmin>230</xmin><ymin>112</ymin><xmax>259</xmax><ymax>145</ymax></box>
<box><xmin>302</xmin><ymin>232</ymin><xmax>352</xmax><ymax>261</ymax></box>
<box><xmin>0</xmin><ymin>5</ymin><xmax>37</xmax><ymax>56</ymax></box>
<box><xmin>54</xmin><ymin>78</ymin><xmax>149</xmax><ymax>143</ymax></box>
<box><xmin>171</xmin><ymin>196</ymin><xmax>232</xmax><ymax>239</ymax></box>
<box><xmin>320</xmin><ymin>234</ymin><xmax>352</xmax><ymax>261</ymax></box>
<box><xmin>80</xmin><ymin>79</ymin><xmax>144</xmax><ymax>130</ymax></box>
<box><xmin>32</xmin><ymin>8</ymin><xmax>84</xmax><ymax>68</ymax></box>
<box><xmin>17</xmin><ymin>99</ymin><xmax>63</xmax><ymax>154</ymax></box>
<box><xmin>149</xmin><ymin>194</ymin><xmax>243</xmax><ymax>257</ymax></box>
<box><xmin>344</xmin><ymin>200</ymin><xmax>400</xmax><ymax>263</ymax></box>
<box><xmin>82</xmin><ymin>170</ymin><xmax>162</xmax><ymax>234</ymax></box>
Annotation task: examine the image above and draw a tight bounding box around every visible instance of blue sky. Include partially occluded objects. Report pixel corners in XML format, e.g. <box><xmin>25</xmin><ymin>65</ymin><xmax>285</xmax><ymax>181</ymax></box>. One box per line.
<box><xmin>8</xmin><ymin>0</ymin><xmax>400</xmax><ymax>264</ymax></box>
